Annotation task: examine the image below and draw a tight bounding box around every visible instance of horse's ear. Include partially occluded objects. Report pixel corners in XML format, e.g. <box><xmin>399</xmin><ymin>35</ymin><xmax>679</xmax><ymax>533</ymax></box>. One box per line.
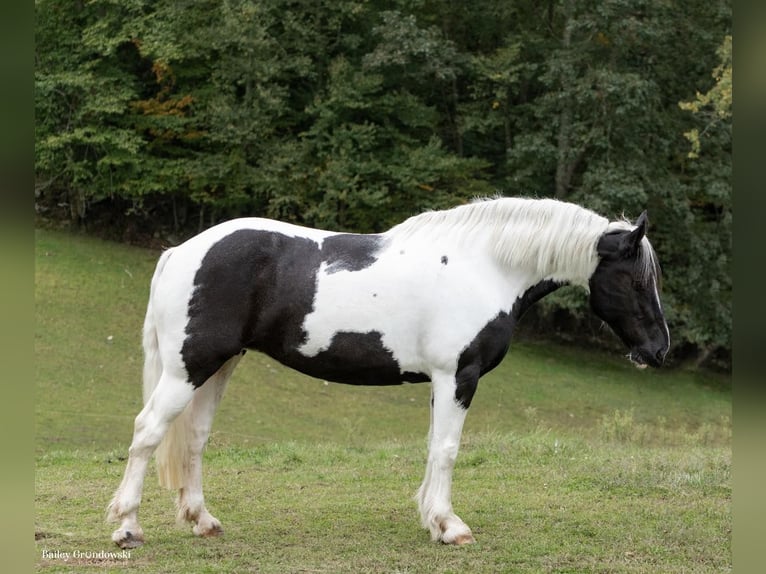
<box><xmin>634</xmin><ymin>211</ymin><xmax>649</xmax><ymax>232</ymax></box>
<box><xmin>619</xmin><ymin>211</ymin><xmax>648</xmax><ymax>257</ymax></box>
<box><xmin>597</xmin><ymin>211</ymin><xmax>649</xmax><ymax>259</ymax></box>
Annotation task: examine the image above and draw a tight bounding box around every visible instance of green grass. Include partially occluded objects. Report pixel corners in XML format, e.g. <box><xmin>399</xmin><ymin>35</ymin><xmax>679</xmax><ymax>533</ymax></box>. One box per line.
<box><xmin>35</xmin><ymin>228</ymin><xmax>731</xmax><ymax>572</ymax></box>
<box><xmin>36</xmin><ymin>437</ymin><xmax>729</xmax><ymax>573</ymax></box>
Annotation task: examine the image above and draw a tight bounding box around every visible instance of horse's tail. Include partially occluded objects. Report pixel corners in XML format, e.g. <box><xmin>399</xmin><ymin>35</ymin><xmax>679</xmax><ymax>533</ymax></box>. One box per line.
<box><xmin>141</xmin><ymin>248</ymin><xmax>172</xmax><ymax>405</ymax></box>
<box><xmin>141</xmin><ymin>248</ymin><xmax>189</xmax><ymax>490</ymax></box>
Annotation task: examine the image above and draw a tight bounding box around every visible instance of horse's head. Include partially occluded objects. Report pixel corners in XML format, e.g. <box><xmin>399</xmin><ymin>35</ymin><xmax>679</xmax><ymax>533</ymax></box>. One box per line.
<box><xmin>589</xmin><ymin>212</ymin><xmax>670</xmax><ymax>369</ymax></box>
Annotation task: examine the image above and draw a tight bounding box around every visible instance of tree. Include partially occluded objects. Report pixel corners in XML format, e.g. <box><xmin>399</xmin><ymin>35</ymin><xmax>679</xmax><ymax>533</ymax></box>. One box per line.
<box><xmin>35</xmin><ymin>0</ymin><xmax>144</xmax><ymax>222</ymax></box>
<box><xmin>672</xmin><ymin>34</ymin><xmax>732</xmax><ymax>366</ymax></box>
<box><xmin>34</xmin><ymin>0</ymin><xmax>732</xmax><ymax>368</ymax></box>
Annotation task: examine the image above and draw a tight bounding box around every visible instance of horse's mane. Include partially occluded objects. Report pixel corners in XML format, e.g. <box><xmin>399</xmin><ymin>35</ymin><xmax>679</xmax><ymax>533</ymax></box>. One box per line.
<box><xmin>386</xmin><ymin>197</ymin><xmax>658</xmax><ymax>288</ymax></box>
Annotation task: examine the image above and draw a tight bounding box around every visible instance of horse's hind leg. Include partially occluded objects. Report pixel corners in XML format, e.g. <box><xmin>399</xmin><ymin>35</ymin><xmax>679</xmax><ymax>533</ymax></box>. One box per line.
<box><xmin>176</xmin><ymin>355</ymin><xmax>241</xmax><ymax>537</ymax></box>
<box><xmin>107</xmin><ymin>370</ymin><xmax>194</xmax><ymax>548</ymax></box>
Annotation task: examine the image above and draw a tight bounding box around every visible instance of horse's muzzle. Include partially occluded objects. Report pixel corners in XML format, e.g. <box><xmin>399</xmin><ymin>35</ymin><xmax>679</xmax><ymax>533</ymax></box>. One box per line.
<box><xmin>629</xmin><ymin>345</ymin><xmax>667</xmax><ymax>369</ymax></box>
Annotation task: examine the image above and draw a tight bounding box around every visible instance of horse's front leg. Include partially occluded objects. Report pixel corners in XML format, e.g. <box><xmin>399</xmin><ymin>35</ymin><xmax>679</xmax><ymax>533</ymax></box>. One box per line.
<box><xmin>416</xmin><ymin>369</ymin><xmax>477</xmax><ymax>545</ymax></box>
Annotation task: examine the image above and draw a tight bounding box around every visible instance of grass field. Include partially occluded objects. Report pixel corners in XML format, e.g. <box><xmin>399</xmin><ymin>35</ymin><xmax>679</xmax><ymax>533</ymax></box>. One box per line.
<box><xmin>34</xmin><ymin>228</ymin><xmax>731</xmax><ymax>572</ymax></box>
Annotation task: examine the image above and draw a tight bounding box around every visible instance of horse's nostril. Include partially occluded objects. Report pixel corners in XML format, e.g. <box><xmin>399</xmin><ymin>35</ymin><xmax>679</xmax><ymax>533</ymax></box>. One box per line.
<box><xmin>656</xmin><ymin>348</ymin><xmax>666</xmax><ymax>364</ymax></box>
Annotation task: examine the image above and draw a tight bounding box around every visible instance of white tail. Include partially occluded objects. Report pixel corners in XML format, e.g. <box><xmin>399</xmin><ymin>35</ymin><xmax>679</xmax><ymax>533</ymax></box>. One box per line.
<box><xmin>141</xmin><ymin>248</ymin><xmax>191</xmax><ymax>490</ymax></box>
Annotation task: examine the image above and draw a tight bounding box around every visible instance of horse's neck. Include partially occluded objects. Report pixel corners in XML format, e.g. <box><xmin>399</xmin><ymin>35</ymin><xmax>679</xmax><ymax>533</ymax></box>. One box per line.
<box><xmin>386</xmin><ymin>199</ymin><xmax>607</xmax><ymax>287</ymax></box>
<box><xmin>494</xmin><ymin>234</ymin><xmax>598</xmax><ymax>288</ymax></box>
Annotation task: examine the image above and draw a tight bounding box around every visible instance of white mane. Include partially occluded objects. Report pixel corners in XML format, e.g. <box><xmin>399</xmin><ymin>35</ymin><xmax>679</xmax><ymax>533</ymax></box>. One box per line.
<box><xmin>386</xmin><ymin>197</ymin><xmax>655</xmax><ymax>288</ymax></box>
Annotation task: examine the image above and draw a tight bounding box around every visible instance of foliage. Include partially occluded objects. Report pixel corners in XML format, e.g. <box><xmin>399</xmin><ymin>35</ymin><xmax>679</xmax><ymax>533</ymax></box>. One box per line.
<box><xmin>679</xmin><ymin>35</ymin><xmax>732</xmax><ymax>159</ymax></box>
<box><xmin>35</xmin><ymin>0</ymin><xmax>731</xmax><ymax>367</ymax></box>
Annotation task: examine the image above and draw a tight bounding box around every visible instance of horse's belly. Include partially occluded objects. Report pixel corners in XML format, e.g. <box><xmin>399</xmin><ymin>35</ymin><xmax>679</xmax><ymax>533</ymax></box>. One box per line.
<box><xmin>262</xmin><ymin>330</ymin><xmax>430</xmax><ymax>386</ymax></box>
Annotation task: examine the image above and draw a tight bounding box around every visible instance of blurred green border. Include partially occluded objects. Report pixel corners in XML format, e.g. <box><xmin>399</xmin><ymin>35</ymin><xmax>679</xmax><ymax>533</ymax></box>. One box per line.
<box><xmin>2</xmin><ymin>1</ymin><xmax>33</xmax><ymax>571</ymax></box>
<box><xmin>731</xmin><ymin>1</ymin><xmax>766</xmax><ymax>573</ymax></box>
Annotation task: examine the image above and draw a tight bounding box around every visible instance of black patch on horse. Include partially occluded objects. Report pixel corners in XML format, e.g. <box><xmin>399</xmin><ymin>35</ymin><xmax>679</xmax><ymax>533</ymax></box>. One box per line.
<box><xmin>289</xmin><ymin>331</ymin><xmax>429</xmax><ymax>386</ymax></box>
<box><xmin>454</xmin><ymin>279</ymin><xmax>561</xmax><ymax>408</ymax></box>
<box><xmin>323</xmin><ymin>234</ymin><xmax>384</xmax><ymax>274</ymax></box>
<box><xmin>182</xmin><ymin>229</ymin><xmax>323</xmax><ymax>388</ymax></box>
<box><xmin>181</xmin><ymin>229</ymin><xmax>414</xmax><ymax>388</ymax></box>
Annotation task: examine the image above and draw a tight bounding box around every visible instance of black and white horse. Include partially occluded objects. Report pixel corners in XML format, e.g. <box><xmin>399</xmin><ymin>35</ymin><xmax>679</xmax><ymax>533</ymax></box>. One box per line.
<box><xmin>107</xmin><ymin>197</ymin><xmax>669</xmax><ymax>548</ymax></box>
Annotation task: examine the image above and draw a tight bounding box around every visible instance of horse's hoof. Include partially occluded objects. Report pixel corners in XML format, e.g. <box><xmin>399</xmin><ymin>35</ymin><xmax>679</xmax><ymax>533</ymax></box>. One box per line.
<box><xmin>451</xmin><ymin>532</ymin><xmax>476</xmax><ymax>545</ymax></box>
<box><xmin>440</xmin><ymin>521</ymin><xmax>475</xmax><ymax>545</ymax></box>
<box><xmin>112</xmin><ymin>528</ymin><xmax>144</xmax><ymax>549</ymax></box>
<box><xmin>193</xmin><ymin>521</ymin><xmax>223</xmax><ymax>538</ymax></box>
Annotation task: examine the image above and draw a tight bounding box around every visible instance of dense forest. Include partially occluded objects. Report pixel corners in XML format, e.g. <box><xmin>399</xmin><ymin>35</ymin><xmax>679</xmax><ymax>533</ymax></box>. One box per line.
<box><xmin>35</xmin><ymin>0</ymin><xmax>731</xmax><ymax>369</ymax></box>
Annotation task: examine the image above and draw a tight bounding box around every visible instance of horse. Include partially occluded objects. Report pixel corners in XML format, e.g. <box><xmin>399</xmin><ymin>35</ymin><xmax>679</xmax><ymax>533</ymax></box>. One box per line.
<box><xmin>106</xmin><ymin>196</ymin><xmax>669</xmax><ymax>548</ymax></box>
